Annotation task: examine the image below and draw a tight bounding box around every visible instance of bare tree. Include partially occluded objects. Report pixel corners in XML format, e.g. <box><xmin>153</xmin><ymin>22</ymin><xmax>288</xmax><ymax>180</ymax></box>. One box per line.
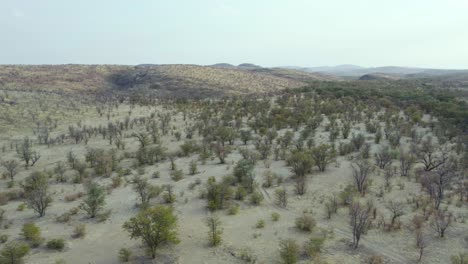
<box><xmin>1</xmin><ymin>159</ymin><xmax>19</xmax><ymax>182</ymax></box>
<box><xmin>385</xmin><ymin>200</ymin><xmax>405</xmax><ymax>225</ymax></box>
<box><xmin>399</xmin><ymin>150</ymin><xmax>415</xmax><ymax>177</ymax></box>
<box><xmin>420</xmin><ymin>157</ymin><xmax>458</xmax><ymax>209</ymax></box>
<box><xmin>132</xmin><ymin>175</ymin><xmax>162</xmax><ymax>207</ymax></box>
<box><xmin>414</xmin><ymin>137</ymin><xmax>449</xmax><ymax>171</ymax></box>
<box><xmin>430</xmin><ymin>210</ymin><xmax>452</xmax><ymax>238</ymax></box>
<box><xmin>415</xmin><ymin>229</ymin><xmax>428</xmax><ymax>262</ymax></box>
<box><xmin>349</xmin><ymin>200</ymin><xmax>373</xmax><ymax>248</ymax></box>
<box><xmin>383</xmin><ymin>165</ymin><xmax>395</xmax><ymax>188</ymax></box>
<box><xmin>374</xmin><ymin>145</ymin><xmax>393</xmax><ymax>169</ymax></box>
<box><xmin>324</xmin><ymin>194</ymin><xmax>338</xmax><ymax>219</ymax></box>
<box><xmin>132</xmin><ymin>132</ymin><xmax>150</xmax><ymax>148</ymax></box>
<box><xmin>351</xmin><ymin>159</ymin><xmax>373</xmax><ymax>195</ymax></box>
<box><xmin>17</xmin><ymin>137</ymin><xmax>40</xmax><ymax>168</ymax></box>
<box><xmin>212</xmin><ymin>142</ymin><xmax>230</xmax><ymax>164</ymax></box>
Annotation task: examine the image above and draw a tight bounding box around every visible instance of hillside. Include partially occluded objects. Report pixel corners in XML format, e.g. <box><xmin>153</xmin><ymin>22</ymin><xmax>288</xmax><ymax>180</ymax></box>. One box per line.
<box><xmin>0</xmin><ymin>64</ymin><xmax>335</xmax><ymax>98</ymax></box>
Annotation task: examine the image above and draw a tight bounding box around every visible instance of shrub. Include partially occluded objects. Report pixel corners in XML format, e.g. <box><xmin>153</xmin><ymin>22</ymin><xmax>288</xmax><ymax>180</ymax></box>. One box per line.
<box><xmin>227</xmin><ymin>205</ymin><xmax>239</xmax><ymax>215</ymax></box>
<box><xmin>170</xmin><ymin>169</ymin><xmax>184</xmax><ymax>181</ymax></box>
<box><xmin>0</xmin><ymin>234</ymin><xmax>9</xmax><ymax>243</ymax></box>
<box><xmin>366</xmin><ymin>254</ymin><xmax>384</xmax><ymax>264</ymax></box>
<box><xmin>73</xmin><ymin>224</ymin><xmax>86</xmax><ymax>238</ymax></box>
<box><xmin>255</xmin><ymin>219</ymin><xmax>265</xmax><ymax>228</ymax></box>
<box><xmin>304</xmin><ymin>236</ymin><xmax>326</xmax><ymax>258</ymax></box>
<box><xmin>189</xmin><ymin>160</ymin><xmax>198</xmax><ymax>175</ymax></box>
<box><xmin>46</xmin><ymin>239</ymin><xmax>65</xmax><ymax>251</ymax></box>
<box><xmin>16</xmin><ymin>204</ymin><xmax>26</xmax><ymax>211</ymax></box>
<box><xmin>21</xmin><ymin>223</ymin><xmax>42</xmax><ymax>247</ymax></box>
<box><xmin>205</xmin><ymin>215</ymin><xmax>223</xmax><ymax>247</ymax></box>
<box><xmin>295</xmin><ymin>214</ymin><xmax>316</xmax><ymax>232</ymax></box>
<box><xmin>279</xmin><ymin>239</ymin><xmax>299</xmax><ymax>264</ymax></box>
<box><xmin>271</xmin><ymin>212</ymin><xmax>280</xmax><ymax>222</ymax></box>
<box><xmin>239</xmin><ymin>247</ymin><xmax>257</xmax><ymax>263</ymax></box>
<box><xmin>97</xmin><ymin>210</ymin><xmax>112</xmax><ymax>223</ymax></box>
<box><xmin>64</xmin><ymin>192</ymin><xmax>84</xmax><ymax>202</ymax></box>
<box><xmin>451</xmin><ymin>253</ymin><xmax>468</xmax><ymax>264</ymax></box>
<box><xmin>249</xmin><ymin>191</ymin><xmax>264</xmax><ymax>206</ymax></box>
<box><xmin>118</xmin><ymin>248</ymin><xmax>132</xmax><ymax>262</ymax></box>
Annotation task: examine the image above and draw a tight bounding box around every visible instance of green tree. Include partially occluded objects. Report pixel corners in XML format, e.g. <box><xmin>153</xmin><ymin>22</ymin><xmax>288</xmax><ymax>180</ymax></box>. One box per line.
<box><xmin>0</xmin><ymin>241</ymin><xmax>30</xmax><ymax>264</ymax></box>
<box><xmin>123</xmin><ymin>205</ymin><xmax>179</xmax><ymax>259</ymax></box>
<box><xmin>23</xmin><ymin>171</ymin><xmax>52</xmax><ymax>217</ymax></box>
<box><xmin>287</xmin><ymin>150</ymin><xmax>313</xmax><ymax>177</ymax></box>
<box><xmin>80</xmin><ymin>182</ymin><xmax>106</xmax><ymax>218</ymax></box>
<box><xmin>310</xmin><ymin>144</ymin><xmax>336</xmax><ymax>172</ymax></box>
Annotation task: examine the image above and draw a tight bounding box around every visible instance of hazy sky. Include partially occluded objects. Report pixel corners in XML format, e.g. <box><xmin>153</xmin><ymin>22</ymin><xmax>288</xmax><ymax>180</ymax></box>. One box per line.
<box><xmin>2</xmin><ymin>0</ymin><xmax>468</xmax><ymax>68</ymax></box>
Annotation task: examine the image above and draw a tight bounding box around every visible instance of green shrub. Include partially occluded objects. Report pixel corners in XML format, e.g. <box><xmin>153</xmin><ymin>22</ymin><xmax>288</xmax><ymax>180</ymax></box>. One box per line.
<box><xmin>0</xmin><ymin>234</ymin><xmax>9</xmax><ymax>243</ymax></box>
<box><xmin>227</xmin><ymin>205</ymin><xmax>239</xmax><ymax>215</ymax></box>
<box><xmin>271</xmin><ymin>212</ymin><xmax>280</xmax><ymax>222</ymax></box>
<box><xmin>295</xmin><ymin>214</ymin><xmax>316</xmax><ymax>232</ymax></box>
<box><xmin>118</xmin><ymin>248</ymin><xmax>132</xmax><ymax>262</ymax></box>
<box><xmin>451</xmin><ymin>253</ymin><xmax>468</xmax><ymax>264</ymax></box>
<box><xmin>21</xmin><ymin>223</ymin><xmax>42</xmax><ymax>247</ymax></box>
<box><xmin>249</xmin><ymin>191</ymin><xmax>263</xmax><ymax>206</ymax></box>
<box><xmin>46</xmin><ymin>239</ymin><xmax>65</xmax><ymax>251</ymax></box>
<box><xmin>279</xmin><ymin>239</ymin><xmax>299</xmax><ymax>264</ymax></box>
<box><xmin>170</xmin><ymin>169</ymin><xmax>184</xmax><ymax>181</ymax></box>
<box><xmin>255</xmin><ymin>219</ymin><xmax>265</xmax><ymax>228</ymax></box>
<box><xmin>304</xmin><ymin>235</ymin><xmax>326</xmax><ymax>258</ymax></box>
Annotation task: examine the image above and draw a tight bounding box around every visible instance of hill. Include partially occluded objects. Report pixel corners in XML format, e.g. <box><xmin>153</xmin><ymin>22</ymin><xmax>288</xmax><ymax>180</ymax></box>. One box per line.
<box><xmin>0</xmin><ymin>64</ymin><xmax>335</xmax><ymax>98</ymax></box>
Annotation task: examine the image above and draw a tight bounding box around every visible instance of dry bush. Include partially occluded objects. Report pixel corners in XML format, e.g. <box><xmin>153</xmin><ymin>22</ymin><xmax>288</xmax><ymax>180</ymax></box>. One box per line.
<box><xmin>64</xmin><ymin>192</ymin><xmax>84</xmax><ymax>202</ymax></box>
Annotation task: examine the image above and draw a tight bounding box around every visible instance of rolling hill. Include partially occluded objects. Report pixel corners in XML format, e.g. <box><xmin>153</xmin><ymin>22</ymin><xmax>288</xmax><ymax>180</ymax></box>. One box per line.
<box><xmin>0</xmin><ymin>64</ymin><xmax>336</xmax><ymax>98</ymax></box>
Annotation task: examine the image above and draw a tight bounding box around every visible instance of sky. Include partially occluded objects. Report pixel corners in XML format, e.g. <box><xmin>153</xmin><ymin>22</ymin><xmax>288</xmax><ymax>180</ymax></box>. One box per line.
<box><xmin>1</xmin><ymin>0</ymin><xmax>468</xmax><ymax>68</ymax></box>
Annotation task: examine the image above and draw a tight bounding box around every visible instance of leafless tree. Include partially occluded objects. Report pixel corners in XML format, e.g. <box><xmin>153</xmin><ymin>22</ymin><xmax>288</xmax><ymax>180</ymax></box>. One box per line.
<box><xmin>1</xmin><ymin>159</ymin><xmax>19</xmax><ymax>182</ymax></box>
<box><xmin>399</xmin><ymin>150</ymin><xmax>415</xmax><ymax>177</ymax></box>
<box><xmin>132</xmin><ymin>175</ymin><xmax>162</xmax><ymax>207</ymax></box>
<box><xmin>351</xmin><ymin>159</ymin><xmax>373</xmax><ymax>195</ymax></box>
<box><xmin>385</xmin><ymin>200</ymin><xmax>405</xmax><ymax>225</ymax></box>
<box><xmin>415</xmin><ymin>229</ymin><xmax>428</xmax><ymax>262</ymax></box>
<box><xmin>324</xmin><ymin>194</ymin><xmax>338</xmax><ymax>219</ymax></box>
<box><xmin>132</xmin><ymin>132</ymin><xmax>150</xmax><ymax>148</ymax></box>
<box><xmin>383</xmin><ymin>166</ymin><xmax>395</xmax><ymax>188</ymax></box>
<box><xmin>212</xmin><ymin>142</ymin><xmax>230</xmax><ymax>164</ymax></box>
<box><xmin>375</xmin><ymin>145</ymin><xmax>393</xmax><ymax>169</ymax></box>
<box><xmin>420</xmin><ymin>157</ymin><xmax>458</xmax><ymax>209</ymax></box>
<box><xmin>17</xmin><ymin>137</ymin><xmax>40</xmax><ymax>168</ymax></box>
<box><xmin>349</xmin><ymin>200</ymin><xmax>373</xmax><ymax>248</ymax></box>
<box><xmin>414</xmin><ymin>137</ymin><xmax>449</xmax><ymax>171</ymax></box>
<box><xmin>430</xmin><ymin>210</ymin><xmax>452</xmax><ymax>238</ymax></box>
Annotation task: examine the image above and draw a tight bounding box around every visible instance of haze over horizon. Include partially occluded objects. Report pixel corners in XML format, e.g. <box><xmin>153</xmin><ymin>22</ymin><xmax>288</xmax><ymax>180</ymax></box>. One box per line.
<box><xmin>2</xmin><ymin>0</ymin><xmax>468</xmax><ymax>69</ymax></box>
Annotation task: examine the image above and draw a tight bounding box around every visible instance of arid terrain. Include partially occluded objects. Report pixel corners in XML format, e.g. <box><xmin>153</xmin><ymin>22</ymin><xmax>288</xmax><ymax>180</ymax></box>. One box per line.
<box><xmin>0</xmin><ymin>64</ymin><xmax>467</xmax><ymax>264</ymax></box>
